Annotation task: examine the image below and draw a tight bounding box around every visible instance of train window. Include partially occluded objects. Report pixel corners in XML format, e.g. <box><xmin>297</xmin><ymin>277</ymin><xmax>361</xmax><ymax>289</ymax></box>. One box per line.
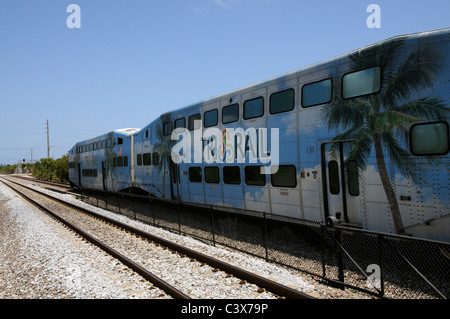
<box><xmin>271</xmin><ymin>165</ymin><xmax>297</xmax><ymax>188</ymax></box>
<box><xmin>189</xmin><ymin>167</ymin><xmax>202</xmax><ymax>183</ymax></box>
<box><xmin>153</xmin><ymin>152</ymin><xmax>159</xmax><ymax>166</ymax></box>
<box><xmin>270</xmin><ymin>89</ymin><xmax>295</xmax><ymax>114</ymax></box>
<box><xmin>328</xmin><ymin>161</ymin><xmax>340</xmax><ymax>195</ymax></box>
<box><xmin>137</xmin><ymin>154</ymin><xmax>142</xmax><ymax>166</ymax></box>
<box><xmin>204</xmin><ymin>109</ymin><xmax>218</xmax><ymax>128</ymax></box>
<box><xmin>223</xmin><ymin>166</ymin><xmax>241</xmax><ymax>184</ymax></box>
<box><xmin>347</xmin><ymin>160</ymin><xmax>359</xmax><ymax>196</ymax></box>
<box><xmin>163</xmin><ymin>121</ymin><xmax>173</xmax><ymax>136</ymax></box>
<box><xmin>222</xmin><ymin>104</ymin><xmax>239</xmax><ymax>124</ymax></box>
<box><xmin>410</xmin><ymin>121</ymin><xmax>449</xmax><ymax>156</ymax></box>
<box><xmin>117</xmin><ymin>156</ymin><xmax>123</xmax><ymax>167</ymax></box>
<box><xmin>188</xmin><ymin>114</ymin><xmax>201</xmax><ymax>131</ymax></box>
<box><xmin>113</xmin><ymin>157</ymin><xmax>116</xmax><ymax>167</ymax></box>
<box><xmin>107</xmin><ymin>138</ymin><xmax>112</xmax><ymax>148</ymax></box>
<box><xmin>342</xmin><ymin>66</ymin><xmax>381</xmax><ymax>99</ymax></box>
<box><xmin>145</xmin><ymin>130</ymin><xmax>149</xmax><ymax>138</ymax></box>
<box><xmin>244</xmin><ymin>97</ymin><xmax>264</xmax><ymax>120</ymax></box>
<box><xmin>102</xmin><ymin>140</ymin><xmax>106</xmax><ymax>149</ymax></box>
<box><xmin>124</xmin><ymin>156</ymin><xmax>128</xmax><ymax>167</ymax></box>
<box><xmin>143</xmin><ymin>153</ymin><xmax>151</xmax><ymax>166</ymax></box>
<box><xmin>118</xmin><ymin>138</ymin><xmax>123</xmax><ymax>145</ymax></box>
<box><xmin>302</xmin><ymin>79</ymin><xmax>332</xmax><ymax>107</ymax></box>
<box><xmin>205</xmin><ymin>166</ymin><xmax>220</xmax><ymax>183</ymax></box>
<box><xmin>245</xmin><ymin>166</ymin><xmax>266</xmax><ymax>186</ymax></box>
<box><xmin>175</xmin><ymin>118</ymin><xmax>186</xmax><ymax>129</ymax></box>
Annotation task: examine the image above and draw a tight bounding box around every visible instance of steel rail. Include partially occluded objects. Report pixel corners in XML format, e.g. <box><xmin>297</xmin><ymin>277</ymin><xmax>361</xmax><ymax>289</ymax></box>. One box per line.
<box><xmin>4</xmin><ymin>176</ymin><xmax>314</xmax><ymax>299</ymax></box>
<box><xmin>0</xmin><ymin>178</ymin><xmax>191</xmax><ymax>299</ymax></box>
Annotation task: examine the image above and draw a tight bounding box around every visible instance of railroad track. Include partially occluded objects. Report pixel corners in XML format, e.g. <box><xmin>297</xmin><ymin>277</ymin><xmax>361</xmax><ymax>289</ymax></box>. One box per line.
<box><xmin>0</xmin><ymin>176</ymin><xmax>313</xmax><ymax>300</ymax></box>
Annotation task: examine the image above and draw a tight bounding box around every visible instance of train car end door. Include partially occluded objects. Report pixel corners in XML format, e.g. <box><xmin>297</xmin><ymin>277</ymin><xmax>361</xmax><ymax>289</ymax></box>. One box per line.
<box><xmin>321</xmin><ymin>141</ymin><xmax>362</xmax><ymax>227</ymax></box>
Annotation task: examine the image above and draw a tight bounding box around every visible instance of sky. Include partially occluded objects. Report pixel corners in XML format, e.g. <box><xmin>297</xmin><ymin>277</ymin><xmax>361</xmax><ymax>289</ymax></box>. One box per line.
<box><xmin>0</xmin><ymin>0</ymin><xmax>449</xmax><ymax>165</ymax></box>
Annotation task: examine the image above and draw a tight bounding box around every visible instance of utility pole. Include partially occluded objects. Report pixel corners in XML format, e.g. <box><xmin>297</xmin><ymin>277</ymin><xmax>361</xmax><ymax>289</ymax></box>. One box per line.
<box><xmin>46</xmin><ymin>119</ymin><xmax>50</xmax><ymax>158</ymax></box>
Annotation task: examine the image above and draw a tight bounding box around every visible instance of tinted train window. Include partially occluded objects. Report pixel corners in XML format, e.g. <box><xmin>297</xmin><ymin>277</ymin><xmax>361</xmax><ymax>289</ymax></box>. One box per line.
<box><xmin>163</xmin><ymin>121</ymin><xmax>173</xmax><ymax>136</ymax></box>
<box><xmin>143</xmin><ymin>153</ymin><xmax>151</xmax><ymax>166</ymax></box>
<box><xmin>117</xmin><ymin>156</ymin><xmax>123</xmax><ymax>167</ymax></box>
<box><xmin>153</xmin><ymin>152</ymin><xmax>159</xmax><ymax>166</ymax></box>
<box><xmin>271</xmin><ymin>165</ymin><xmax>297</xmax><ymax>188</ymax></box>
<box><xmin>342</xmin><ymin>66</ymin><xmax>381</xmax><ymax>99</ymax></box>
<box><xmin>175</xmin><ymin>118</ymin><xmax>186</xmax><ymax>129</ymax></box>
<box><xmin>302</xmin><ymin>79</ymin><xmax>332</xmax><ymax>107</ymax></box>
<box><xmin>411</xmin><ymin>121</ymin><xmax>449</xmax><ymax>156</ymax></box>
<box><xmin>244</xmin><ymin>97</ymin><xmax>264</xmax><ymax>120</ymax></box>
<box><xmin>222</xmin><ymin>104</ymin><xmax>239</xmax><ymax>124</ymax></box>
<box><xmin>347</xmin><ymin>160</ymin><xmax>359</xmax><ymax>196</ymax></box>
<box><xmin>118</xmin><ymin>138</ymin><xmax>123</xmax><ymax>145</ymax></box>
<box><xmin>328</xmin><ymin>161</ymin><xmax>340</xmax><ymax>195</ymax></box>
<box><xmin>137</xmin><ymin>154</ymin><xmax>142</xmax><ymax>166</ymax></box>
<box><xmin>124</xmin><ymin>156</ymin><xmax>128</xmax><ymax>167</ymax></box>
<box><xmin>223</xmin><ymin>166</ymin><xmax>241</xmax><ymax>184</ymax></box>
<box><xmin>270</xmin><ymin>89</ymin><xmax>295</xmax><ymax>114</ymax></box>
<box><xmin>189</xmin><ymin>167</ymin><xmax>202</xmax><ymax>182</ymax></box>
<box><xmin>205</xmin><ymin>166</ymin><xmax>220</xmax><ymax>183</ymax></box>
<box><xmin>188</xmin><ymin>114</ymin><xmax>201</xmax><ymax>131</ymax></box>
<box><xmin>204</xmin><ymin>109</ymin><xmax>218</xmax><ymax>128</ymax></box>
<box><xmin>245</xmin><ymin>166</ymin><xmax>266</xmax><ymax>186</ymax></box>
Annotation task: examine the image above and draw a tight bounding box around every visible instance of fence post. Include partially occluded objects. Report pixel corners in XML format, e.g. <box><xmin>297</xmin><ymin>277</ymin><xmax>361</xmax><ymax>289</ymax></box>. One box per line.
<box><xmin>378</xmin><ymin>234</ymin><xmax>385</xmax><ymax>297</ymax></box>
<box><xmin>149</xmin><ymin>197</ymin><xmax>155</xmax><ymax>226</ymax></box>
<box><xmin>263</xmin><ymin>213</ymin><xmax>268</xmax><ymax>262</ymax></box>
<box><xmin>321</xmin><ymin>225</ymin><xmax>327</xmax><ymax>278</ymax></box>
<box><xmin>210</xmin><ymin>206</ymin><xmax>216</xmax><ymax>247</ymax></box>
<box><xmin>177</xmin><ymin>202</ymin><xmax>182</xmax><ymax>235</ymax></box>
<box><xmin>335</xmin><ymin>227</ymin><xmax>345</xmax><ymax>289</ymax></box>
<box><xmin>117</xmin><ymin>194</ymin><xmax>121</xmax><ymax>213</ymax></box>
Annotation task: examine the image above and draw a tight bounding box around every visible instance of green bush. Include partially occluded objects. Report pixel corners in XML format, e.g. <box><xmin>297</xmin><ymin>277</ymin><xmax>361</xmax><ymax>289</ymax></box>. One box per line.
<box><xmin>32</xmin><ymin>155</ymin><xmax>69</xmax><ymax>183</ymax></box>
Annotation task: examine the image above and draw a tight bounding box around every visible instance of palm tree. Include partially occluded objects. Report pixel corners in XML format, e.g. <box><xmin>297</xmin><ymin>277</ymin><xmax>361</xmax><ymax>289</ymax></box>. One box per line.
<box><xmin>324</xmin><ymin>39</ymin><xmax>448</xmax><ymax>234</ymax></box>
<box><xmin>153</xmin><ymin>115</ymin><xmax>176</xmax><ymax>198</ymax></box>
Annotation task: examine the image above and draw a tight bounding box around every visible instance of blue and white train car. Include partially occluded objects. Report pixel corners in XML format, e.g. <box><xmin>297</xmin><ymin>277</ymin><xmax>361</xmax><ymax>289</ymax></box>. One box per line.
<box><xmin>70</xmin><ymin>28</ymin><xmax>449</xmax><ymax>242</ymax></box>
<box><xmin>68</xmin><ymin>128</ymin><xmax>139</xmax><ymax>192</ymax></box>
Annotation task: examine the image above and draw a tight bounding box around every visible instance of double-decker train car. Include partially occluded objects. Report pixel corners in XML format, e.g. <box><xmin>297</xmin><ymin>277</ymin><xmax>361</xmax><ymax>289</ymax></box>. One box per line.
<box><xmin>68</xmin><ymin>128</ymin><xmax>139</xmax><ymax>192</ymax></box>
<box><xmin>69</xmin><ymin>28</ymin><xmax>449</xmax><ymax>242</ymax></box>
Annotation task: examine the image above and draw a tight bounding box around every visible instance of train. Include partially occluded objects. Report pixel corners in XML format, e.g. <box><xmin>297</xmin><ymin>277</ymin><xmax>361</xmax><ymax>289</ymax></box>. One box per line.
<box><xmin>68</xmin><ymin>28</ymin><xmax>450</xmax><ymax>243</ymax></box>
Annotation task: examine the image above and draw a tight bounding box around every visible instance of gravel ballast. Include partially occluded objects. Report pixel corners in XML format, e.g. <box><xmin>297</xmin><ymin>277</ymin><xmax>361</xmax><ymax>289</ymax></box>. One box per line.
<box><xmin>0</xmin><ymin>182</ymin><xmax>369</xmax><ymax>299</ymax></box>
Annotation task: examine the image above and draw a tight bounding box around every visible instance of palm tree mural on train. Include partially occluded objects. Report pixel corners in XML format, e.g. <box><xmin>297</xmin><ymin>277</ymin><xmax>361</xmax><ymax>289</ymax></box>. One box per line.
<box><xmin>324</xmin><ymin>39</ymin><xmax>448</xmax><ymax>234</ymax></box>
<box><xmin>153</xmin><ymin>113</ymin><xmax>176</xmax><ymax>198</ymax></box>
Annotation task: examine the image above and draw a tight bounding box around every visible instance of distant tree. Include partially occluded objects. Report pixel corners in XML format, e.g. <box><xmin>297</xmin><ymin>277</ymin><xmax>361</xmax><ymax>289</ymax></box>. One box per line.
<box><xmin>32</xmin><ymin>155</ymin><xmax>69</xmax><ymax>183</ymax></box>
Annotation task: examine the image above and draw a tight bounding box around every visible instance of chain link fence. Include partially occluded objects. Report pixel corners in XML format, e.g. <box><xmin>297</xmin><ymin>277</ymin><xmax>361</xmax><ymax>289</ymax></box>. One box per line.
<box><xmin>79</xmin><ymin>189</ymin><xmax>449</xmax><ymax>299</ymax></box>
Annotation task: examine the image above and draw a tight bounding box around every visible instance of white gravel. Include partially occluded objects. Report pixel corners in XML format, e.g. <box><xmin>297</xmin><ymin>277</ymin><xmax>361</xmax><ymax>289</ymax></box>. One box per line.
<box><xmin>0</xmin><ymin>181</ymin><xmax>369</xmax><ymax>299</ymax></box>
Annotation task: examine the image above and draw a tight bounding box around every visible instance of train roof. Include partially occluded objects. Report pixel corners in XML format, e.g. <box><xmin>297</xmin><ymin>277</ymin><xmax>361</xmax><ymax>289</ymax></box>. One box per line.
<box><xmin>163</xmin><ymin>27</ymin><xmax>450</xmax><ymax>115</ymax></box>
<box><xmin>113</xmin><ymin>128</ymin><xmax>140</xmax><ymax>135</ymax></box>
<box><xmin>69</xmin><ymin>128</ymin><xmax>141</xmax><ymax>149</ymax></box>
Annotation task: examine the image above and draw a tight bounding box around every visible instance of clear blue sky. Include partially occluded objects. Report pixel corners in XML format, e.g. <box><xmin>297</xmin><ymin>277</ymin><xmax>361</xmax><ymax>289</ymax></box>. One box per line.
<box><xmin>0</xmin><ymin>0</ymin><xmax>449</xmax><ymax>165</ymax></box>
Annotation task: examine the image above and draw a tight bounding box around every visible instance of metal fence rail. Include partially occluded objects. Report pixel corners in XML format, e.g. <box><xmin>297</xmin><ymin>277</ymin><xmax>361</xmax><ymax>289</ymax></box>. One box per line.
<box><xmin>79</xmin><ymin>189</ymin><xmax>449</xmax><ymax>299</ymax></box>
